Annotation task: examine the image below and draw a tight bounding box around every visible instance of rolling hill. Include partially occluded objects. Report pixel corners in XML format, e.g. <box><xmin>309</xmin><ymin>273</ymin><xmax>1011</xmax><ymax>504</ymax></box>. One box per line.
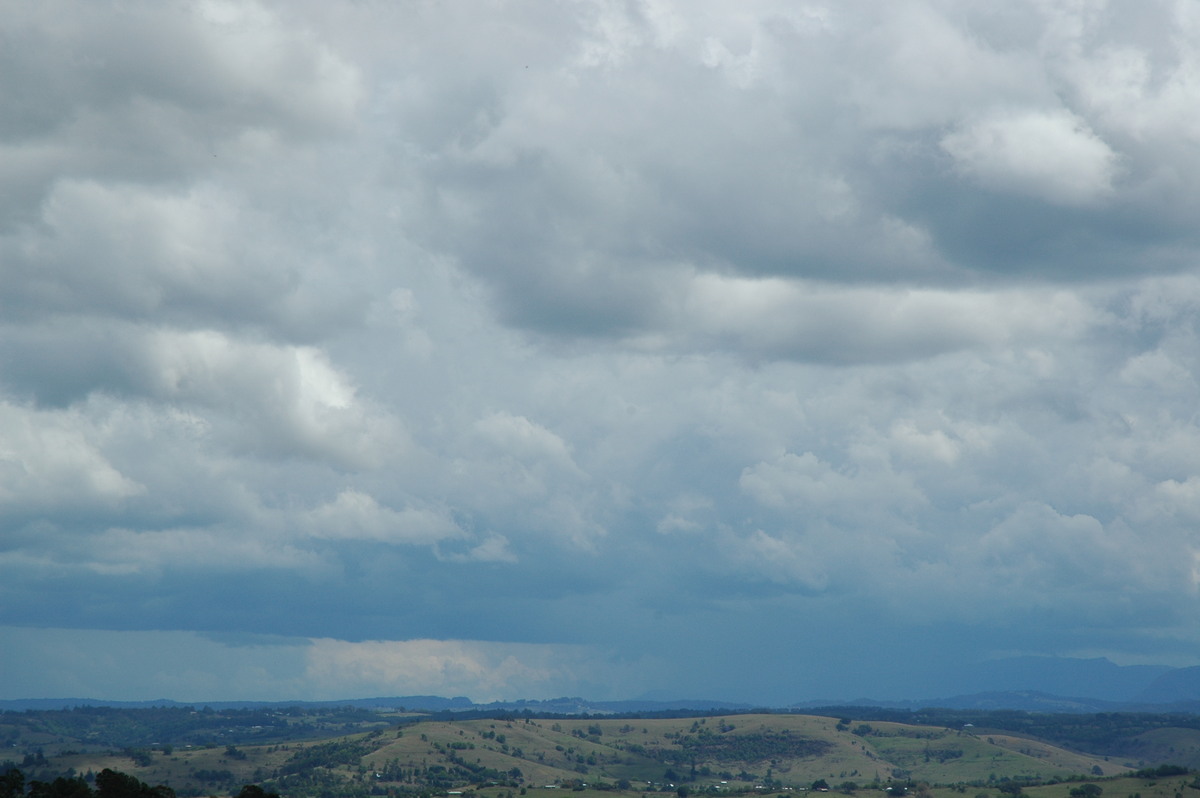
<box><xmin>3</xmin><ymin>711</ymin><xmax>1139</xmax><ymax>798</ymax></box>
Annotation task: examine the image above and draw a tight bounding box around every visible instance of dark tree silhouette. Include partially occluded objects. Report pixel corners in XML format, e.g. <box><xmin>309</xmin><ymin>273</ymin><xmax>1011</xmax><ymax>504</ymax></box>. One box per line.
<box><xmin>234</xmin><ymin>785</ymin><xmax>281</xmax><ymax>798</ymax></box>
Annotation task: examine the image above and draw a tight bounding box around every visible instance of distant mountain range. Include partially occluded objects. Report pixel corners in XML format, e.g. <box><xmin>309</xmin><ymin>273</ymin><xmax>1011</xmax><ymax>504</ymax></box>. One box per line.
<box><xmin>6</xmin><ymin>657</ymin><xmax>1200</xmax><ymax>715</ymax></box>
<box><xmin>962</xmin><ymin>655</ymin><xmax>1174</xmax><ymax>700</ymax></box>
<box><xmin>797</xmin><ymin>657</ymin><xmax>1200</xmax><ymax>713</ymax></box>
<box><xmin>0</xmin><ymin>694</ymin><xmax>755</xmax><ymax>714</ymax></box>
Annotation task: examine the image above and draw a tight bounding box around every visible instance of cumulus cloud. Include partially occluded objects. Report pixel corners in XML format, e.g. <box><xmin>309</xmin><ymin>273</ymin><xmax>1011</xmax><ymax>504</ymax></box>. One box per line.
<box><xmin>0</xmin><ymin>0</ymin><xmax>361</xmax><ymax>238</ymax></box>
<box><xmin>306</xmin><ymin>490</ymin><xmax>464</xmax><ymax>545</ymax></box>
<box><xmin>941</xmin><ymin>109</ymin><xmax>1120</xmax><ymax>206</ymax></box>
<box><xmin>1</xmin><ymin>324</ymin><xmax>401</xmax><ymax>465</ymax></box>
<box><xmin>473</xmin><ymin>412</ymin><xmax>582</xmax><ymax>476</ymax></box>
<box><xmin>0</xmin><ymin>403</ymin><xmax>143</xmax><ymax>516</ymax></box>
<box><xmin>3</xmin><ymin>180</ymin><xmax>297</xmax><ymax>323</ymax></box>
<box><xmin>667</xmin><ymin>275</ymin><xmax>1095</xmax><ymax>363</ymax></box>
<box><xmin>371</xmin><ymin>0</ymin><xmax>1200</xmax><ymax>338</ymax></box>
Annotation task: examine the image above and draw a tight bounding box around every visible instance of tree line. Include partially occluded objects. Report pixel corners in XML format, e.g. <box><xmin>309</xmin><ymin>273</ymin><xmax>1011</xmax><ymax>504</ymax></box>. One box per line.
<box><xmin>0</xmin><ymin>766</ymin><xmax>278</xmax><ymax>798</ymax></box>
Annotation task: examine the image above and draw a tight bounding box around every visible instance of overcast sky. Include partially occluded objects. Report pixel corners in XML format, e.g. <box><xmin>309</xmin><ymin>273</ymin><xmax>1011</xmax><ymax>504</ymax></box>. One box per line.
<box><xmin>3</xmin><ymin>0</ymin><xmax>1200</xmax><ymax>705</ymax></box>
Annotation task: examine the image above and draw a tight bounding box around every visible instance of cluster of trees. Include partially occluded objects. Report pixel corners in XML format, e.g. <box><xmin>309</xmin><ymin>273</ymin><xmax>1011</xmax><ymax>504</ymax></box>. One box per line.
<box><xmin>440</xmin><ymin>748</ymin><xmax>523</xmax><ymax>786</ymax></box>
<box><xmin>0</xmin><ymin>766</ymin><xmax>277</xmax><ymax>798</ymax></box>
<box><xmin>922</xmin><ymin>748</ymin><xmax>964</xmax><ymax>764</ymax></box>
<box><xmin>652</xmin><ymin>729</ymin><xmax>832</xmax><ymax>766</ymax></box>
<box><xmin>1130</xmin><ymin>766</ymin><xmax>1190</xmax><ymax>779</ymax></box>
<box><xmin>278</xmin><ymin>736</ymin><xmax>380</xmax><ymax>776</ymax></box>
<box><xmin>264</xmin><ymin>770</ymin><xmax>363</xmax><ymax>798</ymax></box>
<box><xmin>1</xmin><ymin>706</ymin><xmax>391</xmax><ymax>752</ymax></box>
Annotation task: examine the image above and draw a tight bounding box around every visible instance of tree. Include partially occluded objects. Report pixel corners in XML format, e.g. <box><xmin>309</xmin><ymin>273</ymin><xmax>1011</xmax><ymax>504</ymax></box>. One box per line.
<box><xmin>234</xmin><ymin>786</ymin><xmax>280</xmax><ymax>798</ymax></box>
<box><xmin>29</xmin><ymin>776</ymin><xmax>92</xmax><ymax>798</ymax></box>
<box><xmin>1</xmin><ymin>768</ymin><xmax>24</xmax><ymax>798</ymax></box>
<box><xmin>97</xmin><ymin>769</ymin><xmax>152</xmax><ymax>798</ymax></box>
<box><xmin>94</xmin><ymin>769</ymin><xmax>173</xmax><ymax>798</ymax></box>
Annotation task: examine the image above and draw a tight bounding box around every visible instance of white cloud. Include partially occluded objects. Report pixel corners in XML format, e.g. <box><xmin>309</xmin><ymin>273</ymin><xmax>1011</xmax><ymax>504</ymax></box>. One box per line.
<box><xmin>306</xmin><ymin>489</ymin><xmax>466</xmax><ymax>546</ymax></box>
<box><xmin>1154</xmin><ymin>476</ymin><xmax>1200</xmax><ymax>523</ymax></box>
<box><xmin>473</xmin><ymin>412</ymin><xmax>582</xmax><ymax>475</ymax></box>
<box><xmin>740</xmin><ymin>452</ymin><xmax>853</xmax><ymax>510</ymax></box>
<box><xmin>1119</xmin><ymin>349</ymin><xmax>1196</xmax><ymax>394</ymax></box>
<box><xmin>191</xmin><ymin>0</ymin><xmax>363</xmax><ymax>130</ymax></box>
<box><xmin>0</xmin><ymin>402</ymin><xmax>144</xmax><ymax>514</ymax></box>
<box><xmin>888</xmin><ymin>420</ymin><xmax>963</xmax><ymax>465</ymax></box>
<box><xmin>845</xmin><ymin>1</ymin><xmax>1042</xmax><ymax>131</ymax></box>
<box><xmin>728</xmin><ymin>529</ymin><xmax>833</xmax><ymax>592</ymax></box>
<box><xmin>83</xmin><ymin>526</ymin><xmax>326</xmax><ymax>577</ymax></box>
<box><xmin>0</xmin><ymin>0</ymin><xmax>362</xmax><ymax>229</ymax></box>
<box><xmin>4</xmin><ymin>179</ymin><xmax>295</xmax><ymax>322</ymax></box>
<box><xmin>441</xmin><ymin>534</ymin><xmax>517</xmax><ymax>564</ymax></box>
<box><xmin>959</xmin><ymin>502</ymin><xmax>1174</xmax><ymax>609</ymax></box>
<box><xmin>303</xmin><ymin>638</ymin><xmax>652</xmax><ymax>702</ymax></box>
<box><xmin>669</xmin><ymin>275</ymin><xmax>1095</xmax><ymax>362</ymax></box>
<box><xmin>941</xmin><ymin>108</ymin><xmax>1120</xmax><ymax>205</ymax></box>
<box><xmin>126</xmin><ymin>330</ymin><xmax>398</xmax><ymax>467</ymax></box>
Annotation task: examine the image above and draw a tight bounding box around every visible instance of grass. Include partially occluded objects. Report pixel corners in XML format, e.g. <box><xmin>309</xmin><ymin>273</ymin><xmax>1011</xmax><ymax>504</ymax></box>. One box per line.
<box><xmin>11</xmin><ymin>713</ymin><xmax>1151</xmax><ymax>797</ymax></box>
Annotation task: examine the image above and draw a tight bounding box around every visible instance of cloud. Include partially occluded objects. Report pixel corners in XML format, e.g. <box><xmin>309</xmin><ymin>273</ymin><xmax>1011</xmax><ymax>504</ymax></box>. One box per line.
<box><xmin>364</xmin><ymin>0</ymin><xmax>1200</xmax><ymax>349</ymax></box>
<box><xmin>303</xmin><ymin>638</ymin><xmax>653</xmax><ymax>702</ymax></box>
<box><xmin>2</xmin><ymin>180</ymin><xmax>300</xmax><ymax>325</ymax></box>
<box><xmin>81</xmin><ymin>526</ymin><xmax>326</xmax><ymax>577</ymax></box>
<box><xmin>941</xmin><ymin>109</ymin><xmax>1120</xmax><ymax>206</ymax></box>
<box><xmin>5</xmin><ymin>0</ymin><xmax>1200</xmax><ymax>704</ymax></box>
<box><xmin>1</xmin><ymin>323</ymin><xmax>400</xmax><ymax>466</ymax></box>
<box><xmin>0</xmin><ymin>627</ymin><xmax>662</xmax><ymax>703</ymax></box>
<box><xmin>740</xmin><ymin>452</ymin><xmax>915</xmax><ymax>514</ymax></box>
<box><xmin>0</xmin><ymin>403</ymin><xmax>144</xmax><ymax>516</ymax></box>
<box><xmin>302</xmin><ymin>490</ymin><xmax>518</xmax><ymax>562</ymax></box>
<box><xmin>0</xmin><ymin>0</ymin><xmax>361</xmax><ymax>227</ymax></box>
<box><xmin>473</xmin><ymin>412</ymin><xmax>582</xmax><ymax>476</ymax></box>
<box><xmin>666</xmin><ymin>275</ymin><xmax>1095</xmax><ymax>363</ymax></box>
<box><xmin>0</xmin><ymin>626</ymin><xmax>312</xmax><ymax>702</ymax></box>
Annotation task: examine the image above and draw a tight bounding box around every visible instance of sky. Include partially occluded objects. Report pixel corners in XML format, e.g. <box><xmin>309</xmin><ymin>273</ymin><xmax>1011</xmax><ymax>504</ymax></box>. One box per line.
<box><xmin>3</xmin><ymin>0</ymin><xmax>1200</xmax><ymax>706</ymax></box>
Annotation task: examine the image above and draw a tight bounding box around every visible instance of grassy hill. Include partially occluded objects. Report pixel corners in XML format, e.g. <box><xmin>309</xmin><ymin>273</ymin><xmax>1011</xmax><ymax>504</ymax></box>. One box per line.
<box><xmin>1100</xmin><ymin>729</ymin><xmax>1200</xmax><ymax>771</ymax></box>
<box><xmin>5</xmin><ymin>712</ymin><xmax>1139</xmax><ymax>798</ymax></box>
